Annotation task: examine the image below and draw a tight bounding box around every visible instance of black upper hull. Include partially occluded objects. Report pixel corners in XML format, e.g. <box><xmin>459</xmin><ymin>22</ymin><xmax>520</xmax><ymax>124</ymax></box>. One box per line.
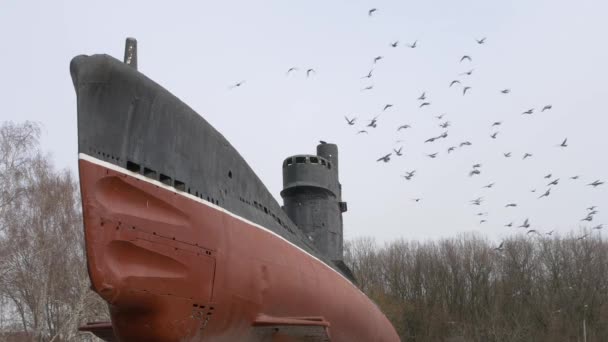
<box><xmin>70</xmin><ymin>54</ymin><xmax>348</xmax><ymax>276</ymax></box>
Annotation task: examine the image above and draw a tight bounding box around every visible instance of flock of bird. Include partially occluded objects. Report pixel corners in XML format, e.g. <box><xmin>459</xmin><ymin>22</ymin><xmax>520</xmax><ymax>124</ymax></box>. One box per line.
<box><xmin>228</xmin><ymin>7</ymin><xmax>605</xmax><ymax>244</ymax></box>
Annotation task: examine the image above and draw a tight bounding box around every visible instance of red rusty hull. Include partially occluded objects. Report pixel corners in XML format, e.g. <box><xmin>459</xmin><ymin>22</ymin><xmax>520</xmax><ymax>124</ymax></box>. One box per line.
<box><xmin>79</xmin><ymin>154</ymin><xmax>400</xmax><ymax>342</ymax></box>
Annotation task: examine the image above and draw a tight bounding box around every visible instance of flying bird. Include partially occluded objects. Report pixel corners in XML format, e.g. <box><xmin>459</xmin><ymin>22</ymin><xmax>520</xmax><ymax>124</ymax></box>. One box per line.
<box><xmin>520</xmin><ymin>218</ymin><xmax>530</xmax><ymax>229</ymax></box>
<box><xmin>460</xmin><ymin>69</ymin><xmax>474</xmax><ymax>76</ymax></box>
<box><xmin>472</xmin><ymin>164</ymin><xmax>482</xmax><ymax>168</ymax></box>
<box><xmin>501</xmin><ymin>89</ymin><xmax>511</xmax><ymax>94</ymax></box>
<box><xmin>476</xmin><ymin>37</ymin><xmax>487</xmax><ymax>44</ymax></box>
<box><xmin>377</xmin><ymin>153</ymin><xmax>392</xmax><ymax>163</ymax></box>
<box><xmin>503</xmin><ymin>152</ymin><xmax>511</xmax><ymax>158</ymax></box>
<box><xmin>344</xmin><ymin>116</ymin><xmax>356</xmax><ymax>125</ymax></box>
<box><xmin>505</xmin><ymin>203</ymin><xmax>517</xmax><ymax>208</ymax></box>
<box><xmin>368</xmin><ymin>8</ymin><xmax>377</xmax><ymax>16</ymax></box>
<box><xmin>523</xmin><ymin>153</ymin><xmax>533</xmax><ymax>159</ymax></box>
<box><xmin>403</xmin><ymin>170</ymin><xmax>416</xmax><ymax>180</ymax></box>
<box><xmin>542</xmin><ymin>104</ymin><xmax>552</xmax><ymax>112</ymax></box>
<box><xmin>538</xmin><ymin>188</ymin><xmax>551</xmax><ymax>199</ymax></box>
<box><xmin>544</xmin><ymin>174</ymin><xmax>552</xmax><ymax>179</ymax></box>
<box><xmin>492</xmin><ymin>121</ymin><xmax>502</xmax><ymax>127</ymax></box>
<box><xmin>407</xmin><ymin>40</ymin><xmax>418</xmax><ymax>48</ymax></box>
<box><xmin>397</xmin><ymin>124</ymin><xmax>411</xmax><ymax>131</ymax></box>
<box><xmin>450</xmin><ymin>80</ymin><xmax>461</xmax><ymax>87</ymax></box>
<box><xmin>435</xmin><ymin>114</ymin><xmax>446</xmax><ymax>120</ymax></box>
<box><xmin>522</xmin><ymin>109</ymin><xmax>534</xmax><ymax>115</ymax></box>
<box><xmin>505</xmin><ymin>222</ymin><xmax>513</xmax><ymax>227</ymax></box>
<box><xmin>527</xmin><ymin>229</ymin><xmax>539</xmax><ymax>235</ymax></box>
<box><xmin>418</xmin><ymin>92</ymin><xmax>426</xmax><ymax>101</ymax></box>
<box><xmin>494</xmin><ymin>241</ymin><xmax>504</xmax><ymax>251</ymax></box>
<box><xmin>460</xmin><ymin>55</ymin><xmax>472</xmax><ymax>62</ymax></box>
<box><xmin>559</xmin><ymin>138</ymin><xmax>568</xmax><ymax>148</ymax></box>
<box><xmin>367</xmin><ymin>116</ymin><xmax>380</xmax><ymax>128</ymax></box>
<box><xmin>393</xmin><ymin>147</ymin><xmax>403</xmax><ymax>156</ymax></box>
<box><xmin>390</xmin><ymin>41</ymin><xmax>399</xmax><ymax>48</ymax></box>
<box><xmin>229</xmin><ymin>80</ymin><xmax>246</xmax><ymax>89</ymax></box>
<box><xmin>425</xmin><ymin>137</ymin><xmax>437</xmax><ymax>143</ymax></box>
<box><xmin>483</xmin><ymin>183</ymin><xmax>495</xmax><ymax>189</ymax></box>
<box><xmin>469</xmin><ymin>169</ymin><xmax>481</xmax><ymax>177</ymax></box>
<box><xmin>460</xmin><ymin>141</ymin><xmax>472</xmax><ymax>147</ymax></box>
<box><xmin>412</xmin><ymin>198</ymin><xmax>422</xmax><ymax>202</ymax></box>
<box><xmin>447</xmin><ymin>146</ymin><xmax>457</xmax><ymax>153</ymax></box>
<box><xmin>440</xmin><ymin>121</ymin><xmax>451</xmax><ymax>129</ymax></box>
<box><xmin>592</xmin><ymin>224</ymin><xmax>604</xmax><ymax>230</ymax></box>
<box><xmin>463</xmin><ymin>86</ymin><xmax>471</xmax><ymax>95</ymax></box>
<box><xmin>490</xmin><ymin>132</ymin><xmax>499</xmax><ymax>139</ymax></box>
<box><xmin>588</xmin><ymin>180</ymin><xmax>604</xmax><ymax>187</ymax></box>
<box><xmin>480</xmin><ymin>219</ymin><xmax>487</xmax><ymax>224</ymax></box>
<box><xmin>383</xmin><ymin>104</ymin><xmax>393</xmax><ymax>111</ymax></box>
<box><xmin>357</xmin><ymin>130</ymin><xmax>368</xmax><ymax>134</ymax></box>
<box><xmin>427</xmin><ymin>153</ymin><xmax>438</xmax><ymax>158</ymax></box>
<box><xmin>373</xmin><ymin>56</ymin><xmax>383</xmax><ymax>64</ymax></box>
<box><xmin>547</xmin><ymin>178</ymin><xmax>560</xmax><ymax>186</ymax></box>
<box><xmin>546</xmin><ymin>230</ymin><xmax>555</xmax><ymax>236</ymax></box>
<box><xmin>286</xmin><ymin>67</ymin><xmax>299</xmax><ymax>75</ymax></box>
<box><xmin>587</xmin><ymin>206</ymin><xmax>597</xmax><ymax>211</ymax></box>
<box><xmin>420</xmin><ymin>102</ymin><xmax>431</xmax><ymax>108</ymax></box>
<box><xmin>577</xmin><ymin>234</ymin><xmax>589</xmax><ymax>241</ymax></box>
<box><xmin>570</xmin><ymin>175</ymin><xmax>580</xmax><ymax>180</ymax></box>
<box><xmin>470</xmin><ymin>197</ymin><xmax>483</xmax><ymax>205</ymax></box>
<box><xmin>361</xmin><ymin>85</ymin><xmax>374</xmax><ymax>91</ymax></box>
<box><xmin>361</xmin><ymin>69</ymin><xmax>374</xmax><ymax>79</ymax></box>
<box><xmin>306</xmin><ymin>69</ymin><xmax>316</xmax><ymax>77</ymax></box>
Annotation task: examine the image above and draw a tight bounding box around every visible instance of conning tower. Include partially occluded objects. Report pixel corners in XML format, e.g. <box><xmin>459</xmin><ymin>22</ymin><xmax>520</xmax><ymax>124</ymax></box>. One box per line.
<box><xmin>280</xmin><ymin>142</ymin><xmax>348</xmax><ymax>263</ymax></box>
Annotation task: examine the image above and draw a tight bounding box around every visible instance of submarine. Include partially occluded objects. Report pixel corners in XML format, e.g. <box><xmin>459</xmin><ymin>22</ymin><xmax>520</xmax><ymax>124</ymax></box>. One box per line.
<box><xmin>74</xmin><ymin>38</ymin><xmax>400</xmax><ymax>342</ymax></box>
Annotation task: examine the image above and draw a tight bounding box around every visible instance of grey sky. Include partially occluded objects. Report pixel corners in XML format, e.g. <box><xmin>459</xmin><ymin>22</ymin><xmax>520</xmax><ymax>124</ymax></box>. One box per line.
<box><xmin>1</xmin><ymin>0</ymin><xmax>606</xmax><ymax>243</ymax></box>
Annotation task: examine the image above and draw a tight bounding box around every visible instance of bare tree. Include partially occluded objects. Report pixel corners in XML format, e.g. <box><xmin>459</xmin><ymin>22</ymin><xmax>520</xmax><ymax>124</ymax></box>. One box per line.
<box><xmin>0</xmin><ymin>121</ymin><xmax>108</xmax><ymax>342</ymax></box>
<box><xmin>347</xmin><ymin>232</ymin><xmax>608</xmax><ymax>341</ymax></box>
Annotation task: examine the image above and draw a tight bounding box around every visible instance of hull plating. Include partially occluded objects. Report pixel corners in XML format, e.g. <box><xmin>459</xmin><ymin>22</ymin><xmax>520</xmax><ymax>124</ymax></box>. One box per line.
<box><xmin>80</xmin><ymin>155</ymin><xmax>399</xmax><ymax>341</ymax></box>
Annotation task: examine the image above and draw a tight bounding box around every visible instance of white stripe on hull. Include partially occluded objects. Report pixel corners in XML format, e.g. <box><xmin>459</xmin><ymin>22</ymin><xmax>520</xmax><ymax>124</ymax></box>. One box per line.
<box><xmin>78</xmin><ymin>153</ymin><xmax>361</xmax><ymax>292</ymax></box>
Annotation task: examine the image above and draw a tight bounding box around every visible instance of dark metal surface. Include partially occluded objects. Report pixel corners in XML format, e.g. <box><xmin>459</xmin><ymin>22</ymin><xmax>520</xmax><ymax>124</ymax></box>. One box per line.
<box><xmin>281</xmin><ymin>144</ymin><xmax>346</xmax><ymax>263</ymax></box>
<box><xmin>123</xmin><ymin>37</ymin><xmax>137</xmax><ymax>69</ymax></box>
<box><xmin>70</xmin><ymin>50</ymin><xmax>349</xmax><ymax>278</ymax></box>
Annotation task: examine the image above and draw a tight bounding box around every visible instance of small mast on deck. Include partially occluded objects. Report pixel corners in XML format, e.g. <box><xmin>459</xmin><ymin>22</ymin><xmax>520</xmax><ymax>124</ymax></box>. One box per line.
<box><xmin>123</xmin><ymin>37</ymin><xmax>137</xmax><ymax>69</ymax></box>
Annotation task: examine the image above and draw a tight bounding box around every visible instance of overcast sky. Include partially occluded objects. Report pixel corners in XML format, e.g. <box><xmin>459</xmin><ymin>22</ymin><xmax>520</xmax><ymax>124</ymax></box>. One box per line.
<box><xmin>1</xmin><ymin>0</ymin><xmax>607</xmax><ymax>243</ymax></box>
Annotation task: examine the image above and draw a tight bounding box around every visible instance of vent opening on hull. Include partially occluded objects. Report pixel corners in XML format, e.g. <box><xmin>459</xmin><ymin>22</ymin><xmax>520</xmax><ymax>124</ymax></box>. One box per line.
<box><xmin>174</xmin><ymin>180</ymin><xmax>186</xmax><ymax>191</ymax></box>
<box><xmin>144</xmin><ymin>167</ymin><xmax>157</xmax><ymax>179</ymax></box>
<box><xmin>160</xmin><ymin>174</ymin><xmax>172</xmax><ymax>185</ymax></box>
<box><xmin>126</xmin><ymin>161</ymin><xmax>141</xmax><ymax>173</ymax></box>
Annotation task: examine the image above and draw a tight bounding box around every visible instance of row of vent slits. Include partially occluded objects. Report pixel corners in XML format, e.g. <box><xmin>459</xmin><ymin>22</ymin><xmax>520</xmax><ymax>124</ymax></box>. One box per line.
<box><xmin>238</xmin><ymin>196</ymin><xmax>294</xmax><ymax>234</ymax></box>
<box><xmin>125</xmin><ymin>160</ymin><xmax>223</xmax><ymax>205</ymax></box>
<box><xmin>283</xmin><ymin>156</ymin><xmax>332</xmax><ymax>169</ymax></box>
<box><xmin>91</xmin><ymin>149</ymin><xmax>297</xmax><ymax>239</ymax></box>
<box><xmin>125</xmin><ymin>157</ymin><xmax>294</xmax><ymax>235</ymax></box>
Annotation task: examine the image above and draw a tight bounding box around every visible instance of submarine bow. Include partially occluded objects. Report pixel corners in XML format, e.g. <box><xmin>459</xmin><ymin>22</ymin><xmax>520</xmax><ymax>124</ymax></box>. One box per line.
<box><xmin>74</xmin><ymin>38</ymin><xmax>400</xmax><ymax>342</ymax></box>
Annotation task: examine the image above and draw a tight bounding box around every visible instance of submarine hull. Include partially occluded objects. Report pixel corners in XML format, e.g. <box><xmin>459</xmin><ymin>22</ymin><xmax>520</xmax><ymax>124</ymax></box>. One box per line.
<box><xmin>72</xmin><ymin>52</ymin><xmax>400</xmax><ymax>341</ymax></box>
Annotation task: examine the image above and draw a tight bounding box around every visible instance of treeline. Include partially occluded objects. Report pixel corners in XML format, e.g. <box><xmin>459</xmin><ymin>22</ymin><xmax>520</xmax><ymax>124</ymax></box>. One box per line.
<box><xmin>344</xmin><ymin>233</ymin><xmax>608</xmax><ymax>341</ymax></box>
<box><xmin>0</xmin><ymin>122</ymin><xmax>106</xmax><ymax>341</ymax></box>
